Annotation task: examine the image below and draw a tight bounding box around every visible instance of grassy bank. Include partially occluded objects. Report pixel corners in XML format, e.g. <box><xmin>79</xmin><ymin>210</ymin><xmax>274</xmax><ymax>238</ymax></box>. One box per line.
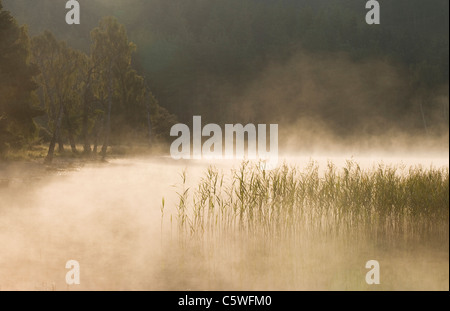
<box><xmin>0</xmin><ymin>142</ymin><xmax>169</xmax><ymax>163</ymax></box>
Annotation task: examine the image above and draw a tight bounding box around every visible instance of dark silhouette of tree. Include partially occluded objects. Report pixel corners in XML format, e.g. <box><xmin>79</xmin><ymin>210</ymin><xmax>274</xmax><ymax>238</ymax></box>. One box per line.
<box><xmin>0</xmin><ymin>0</ymin><xmax>42</xmax><ymax>156</ymax></box>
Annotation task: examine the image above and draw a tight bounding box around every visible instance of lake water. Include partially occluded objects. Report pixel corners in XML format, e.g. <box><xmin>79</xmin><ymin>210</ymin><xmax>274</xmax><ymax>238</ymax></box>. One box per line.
<box><xmin>0</xmin><ymin>154</ymin><xmax>448</xmax><ymax>290</ymax></box>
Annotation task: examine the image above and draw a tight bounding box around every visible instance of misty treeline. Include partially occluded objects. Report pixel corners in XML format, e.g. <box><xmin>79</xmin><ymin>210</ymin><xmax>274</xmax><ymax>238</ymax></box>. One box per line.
<box><xmin>4</xmin><ymin>0</ymin><xmax>448</xmax><ymax>132</ymax></box>
<box><xmin>1</xmin><ymin>0</ymin><xmax>449</xmax><ymax>159</ymax></box>
<box><xmin>0</xmin><ymin>2</ymin><xmax>176</xmax><ymax>161</ymax></box>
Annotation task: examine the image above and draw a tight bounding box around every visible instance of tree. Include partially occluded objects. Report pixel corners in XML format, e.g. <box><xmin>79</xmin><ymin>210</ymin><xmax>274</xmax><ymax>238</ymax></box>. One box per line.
<box><xmin>0</xmin><ymin>1</ymin><xmax>41</xmax><ymax>156</ymax></box>
<box><xmin>31</xmin><ymin>31</ymin><xmax>87</xmax><ymax>163</ymax></box>
<box><xmin>90</xmin><ymin>17</ymin><xmax>136</xmax><ymax>159</ymax></box>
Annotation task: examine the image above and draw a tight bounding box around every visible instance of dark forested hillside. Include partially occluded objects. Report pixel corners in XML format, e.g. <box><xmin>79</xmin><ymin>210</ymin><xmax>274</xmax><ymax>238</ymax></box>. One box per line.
<box><xmin>1</xmin><ymin>0</ymin><xmax>449</xmax><ymax>156</ymax></box>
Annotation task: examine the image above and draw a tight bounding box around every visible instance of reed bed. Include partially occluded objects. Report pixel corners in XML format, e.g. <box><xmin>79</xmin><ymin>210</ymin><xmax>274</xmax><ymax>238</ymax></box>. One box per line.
<box><xmin>159</xmin><ymin>160</ymin><xmax>449</xmax><ymax>290</ymax></box>
<box><xmin>164</xmin><ymin>160</ymin><xmax>448</xmax><ymax>245</ymax></box>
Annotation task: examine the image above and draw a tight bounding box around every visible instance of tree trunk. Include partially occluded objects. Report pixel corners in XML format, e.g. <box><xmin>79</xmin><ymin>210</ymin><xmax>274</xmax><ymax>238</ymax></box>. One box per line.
<box><xmin>45</xmin><ymin>103</ymin><xmax>64</xmax><ymax>164</ymax></box>
<box><xmin>93</xmin><ymin>115</ymin><xmax>103</xmax><ymax>154</ymax></box>
<box><xmin>101</xmin><ymin>64</ymin><xmax>113</xmax><ymax>160</ymax></box>
<box><xmin>82</xmin><ymin>73</ymin><xmax>93</xmax><ymax>155</ymax></box>
<box><xmin>93</xmin><ymin>136</ymin><xmax>98</xmax><ymax>154</ymax></box>
<box><xmin>82</xmin><ymin>110</ymin><xmax>91</xmax><ymax>154</ymax></box>
<box><xmin>58</xmin><ymin>135</ymin><xmax>65</xmax><ymax>153</ymax></box>
<box><xmin>93</xmin><ymin>121</ymin><xmax>99</xmax><ymax>154</ymax></box>
<box><xmin>66</xmin><ymin>116</ymin><xmax>78</xmax><ymax>154</ymax></box>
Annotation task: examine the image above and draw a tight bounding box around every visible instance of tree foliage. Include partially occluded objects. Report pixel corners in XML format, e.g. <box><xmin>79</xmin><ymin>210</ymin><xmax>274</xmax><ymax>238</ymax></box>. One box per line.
<box><xmin>0</xmin><ymin>1</ymin><xmax>41</xmax><ymax>154</ymax></box>
<box><xmin>1</xmin><ymin>3</ymin><xmax>176</xmax><ymax>160</ymax></box>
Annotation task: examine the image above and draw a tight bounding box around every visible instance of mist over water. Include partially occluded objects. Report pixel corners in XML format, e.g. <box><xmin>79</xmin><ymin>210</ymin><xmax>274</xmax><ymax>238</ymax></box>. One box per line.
<box><xmin>0</xmin><ymin>0</ymin><xmax>448</xmax><ymax>291</ymax></box>
<box><xmin>0</xmin><ymin>152</ymin><xmax>448</xmax><ymax>290</ymax></box>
